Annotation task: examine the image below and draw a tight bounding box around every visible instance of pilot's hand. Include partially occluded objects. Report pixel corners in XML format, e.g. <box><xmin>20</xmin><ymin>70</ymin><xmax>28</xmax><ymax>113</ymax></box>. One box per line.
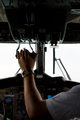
<box><xmin>17</xmin><ymin>49</ymin><xmax>38</xmax><ymax>71</ymax></box>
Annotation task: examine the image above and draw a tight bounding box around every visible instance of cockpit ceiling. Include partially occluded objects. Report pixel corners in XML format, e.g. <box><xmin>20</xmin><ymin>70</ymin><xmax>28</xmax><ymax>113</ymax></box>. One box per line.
<box><xmin>0</xmin><ymin>0</ymin><xmax>80</xmax><ymax>24</ymax></box>
<box><xmin>0</xmin><ymin>0</ymin><xmax>80</xmax><ymax>44</ymax></box>
<box><xmin>71</xmin><ymin>17</ymin><xmax>80</xmax><ymax>24</ymax></box>
<box><xmin>0</xmin><ymin>2</ymin><xmax>7</xmax><ymax>22</ymax></box>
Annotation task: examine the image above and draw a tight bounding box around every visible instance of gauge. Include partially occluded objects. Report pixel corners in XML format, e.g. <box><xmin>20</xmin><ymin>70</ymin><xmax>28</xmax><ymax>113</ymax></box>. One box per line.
<box><xmin>4</xmin><ymin>97</ymin><xmax>13</xmax><ymax>105</ymax></box>
<box><xmin>7</xmin><ymin>107</ymin><xmax>12</xmax><ymax>116</ymax></box>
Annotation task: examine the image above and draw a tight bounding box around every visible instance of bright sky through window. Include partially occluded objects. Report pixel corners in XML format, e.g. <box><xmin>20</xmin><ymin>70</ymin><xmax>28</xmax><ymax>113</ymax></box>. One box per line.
<box><xmin>0</xmin><ymin>43</ymin><xmax>80</xmax><ymax>83</ymax></box>
<box><xmin>45</xmin><ymin>44</ymin><xmax>80</xmax><ymax>83</ymax></box>
<box><xmin>0</xmin><ymin>43</ymin><xmax>35</xmax><ymax>79</ymax></box>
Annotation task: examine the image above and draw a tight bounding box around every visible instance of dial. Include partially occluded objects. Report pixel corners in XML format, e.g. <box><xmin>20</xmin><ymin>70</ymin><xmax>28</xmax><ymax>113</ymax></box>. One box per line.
<box><xmin>4</xmin><ymin>97</ymin><xmax>13</xmax><ymax>105</ymax></box>
<box><xmin>7</xmin><ymin>107</ymin><xmax>12</xmax><ymax>116</ymax></box>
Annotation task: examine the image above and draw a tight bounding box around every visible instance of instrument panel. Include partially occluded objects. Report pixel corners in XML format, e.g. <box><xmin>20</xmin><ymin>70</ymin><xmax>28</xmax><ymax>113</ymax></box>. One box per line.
<box><xmin>0</xmin><ymin>86</ymin><xmax>30</xmax><ymax>120</ymax></box>
<box><xmin>0</xmin><ymin>74</ymin><xmax>79</xmax><ymax>120</ymax></box>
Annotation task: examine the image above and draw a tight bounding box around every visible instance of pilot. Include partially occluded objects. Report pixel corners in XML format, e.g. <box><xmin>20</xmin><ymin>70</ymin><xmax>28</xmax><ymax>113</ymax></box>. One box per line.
<box><xmin>17</xmin><ymin>49</ymin><xmax>80</xmax><ymax>120</ymax></box>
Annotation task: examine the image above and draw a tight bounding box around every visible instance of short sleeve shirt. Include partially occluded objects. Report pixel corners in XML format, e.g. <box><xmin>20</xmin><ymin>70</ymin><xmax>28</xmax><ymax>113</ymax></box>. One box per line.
<box><xmin>46</xmin><ymin>85</ymin><xmax>80</xmax><ymax>120</ymax></box>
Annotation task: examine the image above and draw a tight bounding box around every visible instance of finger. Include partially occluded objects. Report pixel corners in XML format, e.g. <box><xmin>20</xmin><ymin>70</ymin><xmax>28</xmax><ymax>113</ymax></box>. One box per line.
<box><xmin>17</xmin><ymin>51</ymin><xmax>20</xmax><ymax>59</ymax></box>
<box><xmin>24</xmin><ymin>49</ymin><xmax>29</xmax><ymax>57</ymax></box>
<box><xmin>20</xmin><ymin>50</ymin><xmax>24</xmax><ymax>57</ymax></box>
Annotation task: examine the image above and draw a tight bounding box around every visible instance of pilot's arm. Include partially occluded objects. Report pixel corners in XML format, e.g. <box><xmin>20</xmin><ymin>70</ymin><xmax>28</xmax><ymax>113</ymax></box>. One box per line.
<box><xmin>17</xmin><ymin>49</ymin><xmax>53</xmax><ymax>120</ymax></box>
<box><xmin>17</xmin><ymin>49</ymin><xmax>80</xmax><ymax>120</ymax></box>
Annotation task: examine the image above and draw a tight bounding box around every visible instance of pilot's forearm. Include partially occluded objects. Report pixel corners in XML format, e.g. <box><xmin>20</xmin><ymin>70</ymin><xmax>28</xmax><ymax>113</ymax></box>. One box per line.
<box><xmin>23</xmin><ymin>73</ymin><xmax>42</xmax><ymax>119</ymax></box>
<box><xmin>17</xmin><ymin>50</ymin><xmax>53</xmax><ymax>120</ymax></box>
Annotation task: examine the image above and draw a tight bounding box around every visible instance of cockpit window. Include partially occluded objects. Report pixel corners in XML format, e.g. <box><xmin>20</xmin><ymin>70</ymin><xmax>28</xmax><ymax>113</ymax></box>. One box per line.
<box><xmin>45</xmin><ymin>44</ymin><xmax>80</xmax><ymax>83</ymax></box>
<box><xmin>0</xmin><ymin>43</ymin><xmax>80</xmax><ymax>83</ymax></box>
<box><xmin>0</xmin><ymin>43</ymin><xmax>35</xmax><ymax>79</ymax></box>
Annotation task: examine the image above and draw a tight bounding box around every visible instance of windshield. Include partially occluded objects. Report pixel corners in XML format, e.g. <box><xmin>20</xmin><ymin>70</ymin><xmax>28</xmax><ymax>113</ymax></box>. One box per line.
<box><xmin>0</xmin><ymin>43</ymin><xmax>36</xmax><ymax>79</ymax></box>
<box><xmin>45</xmin><ymin>44</ymin><xmax>80</xmax><ymax>83</ymax></box>
<box><xmin>0</xmin><ymin>43</ymin><xmax>80</xmax><ymax>83</ymax></box>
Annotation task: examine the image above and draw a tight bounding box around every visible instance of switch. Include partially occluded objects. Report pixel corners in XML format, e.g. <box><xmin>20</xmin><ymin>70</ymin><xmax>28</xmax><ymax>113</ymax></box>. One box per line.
<box><xmin>56</xmin><ymin>0</ymin><xmax>61</xmax><ymax>3</ymax></box>
<box><xmin>18</xmin><ymin>95</ymin><xmax>20</xmax><ymax>98</ymax></box>
<box><xmin>6</xmin><ymin>92</ymin><xmax>8</xmax><ymax>94</ymax></box>
<box><xmin>56</xmin><ymin>0</ymin><xmax>63</xmax><ymax>3</ymax></box>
